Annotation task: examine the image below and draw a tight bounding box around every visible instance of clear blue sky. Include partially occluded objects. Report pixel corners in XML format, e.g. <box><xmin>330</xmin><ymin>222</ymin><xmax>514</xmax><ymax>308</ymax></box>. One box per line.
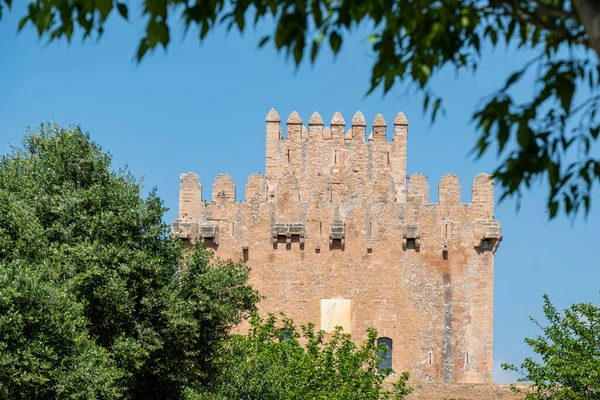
<box><xmin>1</xmin><ymin>3</ymin><xmax>598</xmax><ymax>383</ymax></box>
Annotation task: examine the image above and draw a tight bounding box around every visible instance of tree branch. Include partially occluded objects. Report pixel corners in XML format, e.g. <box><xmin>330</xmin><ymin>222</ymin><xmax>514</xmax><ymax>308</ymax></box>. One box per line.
<box><xmin>573</xmin><ymin>0</ymin><xmax>600</xmax><ymax>59</ymax></box>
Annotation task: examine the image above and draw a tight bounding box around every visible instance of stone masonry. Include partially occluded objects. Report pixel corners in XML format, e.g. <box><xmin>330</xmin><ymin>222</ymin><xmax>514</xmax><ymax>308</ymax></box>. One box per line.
<box><xmin>172</xmin><ymin>109</ymin><xmax>502</xmax><ymax>384</ymax></box>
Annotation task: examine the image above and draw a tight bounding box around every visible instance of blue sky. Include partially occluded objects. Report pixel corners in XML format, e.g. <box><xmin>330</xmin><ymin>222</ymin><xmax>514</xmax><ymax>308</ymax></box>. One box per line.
<box><xmin>1</xmin><ymin>4</ymin><xmax>599</xmax><ymax>383</ymax></box>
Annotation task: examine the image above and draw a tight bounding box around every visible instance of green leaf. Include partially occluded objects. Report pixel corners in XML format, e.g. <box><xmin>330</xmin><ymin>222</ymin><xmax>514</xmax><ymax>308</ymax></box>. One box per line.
<box><xmin>329</xmin><ymin>31</ymin><xmax>341</xmax><ymax>54</ymax></box>
<box><xmin>310</xmin><ymin>40</ymin><xmax>318</xmax><ymax>63</ymax></box>
<box><xmin>258</xmin><ymin>35</ymin><xmax>269</xmax><ymax>48</ymax></box>
<box><xmin>117</xmin><ymin>3</ymin><xmax>128</xmax><ymax>20</ymax></box>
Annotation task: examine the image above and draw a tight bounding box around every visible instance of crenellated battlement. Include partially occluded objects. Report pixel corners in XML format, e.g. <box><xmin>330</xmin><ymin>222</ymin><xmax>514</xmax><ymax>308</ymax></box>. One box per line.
<box><xmin>265</xmin><ymin>109</ymin><xmax>408</xmax><ymax>204</ymax></box>
<box><xmin>172</xmin><ymin>109</ymin><xmax>501</xmax><ymax>385</ymax></box>
<box><xmin>177</xmin><ymin>171</ymin><xmax>496</xmax><ymax>210</ymax></box>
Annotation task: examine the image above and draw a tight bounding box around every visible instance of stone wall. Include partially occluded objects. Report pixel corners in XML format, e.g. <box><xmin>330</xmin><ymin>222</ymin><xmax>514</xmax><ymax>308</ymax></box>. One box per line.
<box><xmin>408</xmin><ymin>383</ymin><xmax>529</xmax><ymax>399</ymax></box>
<box><xmin>172</xmin><ymin>109</ymin><xmax>502</xmax><ymax>384</ymax></box>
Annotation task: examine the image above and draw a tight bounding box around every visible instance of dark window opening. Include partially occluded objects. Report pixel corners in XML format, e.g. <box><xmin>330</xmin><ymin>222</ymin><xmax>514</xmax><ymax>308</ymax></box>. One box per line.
<box><xmin>386</xmin><ymin>152</ymin><xmax>390</xmax><ymax>165</ymax></box>
<box><xmin>442</xmin><ymin>250</ymin><xmax>448</xmax><ymax>260</ymax></box>
<box><xmin>367</xmin><ymin>247</ymin><xmax>373</xmax><ymax>254</ymax></box>
<box><xmin>334</xmin><ymin>150</ymin><xmax>340</xmax><ymax>164</ymax></box>
<box><xmin>315</xmin><ymin>248</ymin><xmax>321</xmax><ymax>254</ymax></box>
<box><xmin>181</xmin><ymin>237</ymin><xmax>191</xmax><ymax>246</ymax></box>
<box><xmin>291</xmin><ymin>234</ymin><xmax>300</xmax><ymax>243</ymax></box>
<box><xmin>482</xmin><ymin>239</ymin><xmax>492</xmax><ymax>251</ymax></box>
<box><xmin>331</xmin><ymin>238</ymin><xmax>342</xmax><ymax>250</ymax></box>
<box><xmin>277</xmin><ymin>235</ymin><xmax>287</xmax><ymax>244</ymax></box>
<box><xmin>377</xmin><ymin>337</ymin><xmax>393</xmax><ymax>372</ymax></box>
<box><xmin>280</xmin><ymin>328</ymin><xmax>292</xmax><ymax>341</ymax></box>
<box><xmin>406</xmin><ymin>238</ymin><xmax>416</xmax><ymax>250</ymax></box>
<box><xmin>368</xmin><ymin>222</ymin><xmax>372</xmax><ymax>238</ymax></box>
<box><xmin>203</xmin><ymin>237</ymin><xmax>218</xmax><ymax>251</ymax></box>
<box><xmin>287</xmin><ymin>149</ymin><xmax>291</xmax><ymax>163</ymax></box>
<box><xmin>243</xmin><ymin>248</ymin><xmax>249</xmax><ymax>262</ymax></box>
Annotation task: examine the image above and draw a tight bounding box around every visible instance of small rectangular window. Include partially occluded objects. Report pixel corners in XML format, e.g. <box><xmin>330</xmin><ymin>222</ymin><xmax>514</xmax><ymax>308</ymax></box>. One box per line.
<box><xmin>331</xmin><ymin>238</ymin><xmax>342</xmax><ymax>250</ymax></box>
<box><xmin>291</xmin><ymin>234</ymin><xmax>300</xmax><ymax>243</ymax></box>
<box><xmin>406</xmin><ymin>238</ymin><xmax>416</xmax><ymax>250</ymax></box>
<box><xmin>442</xmin><ymin>250</ymin><xmax>448</xmax><ymax>260</ymax></box>
<box><xmin>334</xmin><ymin>150</ymin><xmax>340</xmax><ymax>164</ymax></box>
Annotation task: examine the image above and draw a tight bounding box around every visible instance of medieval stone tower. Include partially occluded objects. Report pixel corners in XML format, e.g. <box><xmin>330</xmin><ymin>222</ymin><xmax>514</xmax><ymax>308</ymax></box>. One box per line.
<box><xmin>172</xmin><ymin>109</ymin><xmax>502</xmax><ymax>384</ymax></box>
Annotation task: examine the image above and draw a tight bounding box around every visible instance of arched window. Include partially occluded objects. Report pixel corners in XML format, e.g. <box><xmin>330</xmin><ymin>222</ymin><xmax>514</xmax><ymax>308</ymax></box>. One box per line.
<box><xmin>377</xmin><ymin>337</ymin><xmax>393</xmax><ymax>371</ymax></box>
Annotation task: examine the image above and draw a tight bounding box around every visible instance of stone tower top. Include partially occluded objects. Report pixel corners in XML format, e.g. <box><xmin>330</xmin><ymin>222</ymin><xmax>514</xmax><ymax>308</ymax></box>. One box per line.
<box><xmin>173</xmin><ymin>109</ymin><xmax>501</xmax><ymax>385</ymax></box>
<box><xmin>265</xmin><ymin>109</ymin><xmax>409</xmax><ymax>204</ymax></box>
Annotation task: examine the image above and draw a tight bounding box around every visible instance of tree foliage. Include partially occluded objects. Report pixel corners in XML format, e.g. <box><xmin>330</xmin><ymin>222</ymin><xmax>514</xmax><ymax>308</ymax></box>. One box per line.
<box><xmin>503</xmin><ymin>294</ymin><xmax>600</xmax><ymax>399</ymax></box>
<box><xmin>0</xmin><ymin>123</ymin><xmax>260</xmax><ymax>399</ymax></box>
<box><xmin>2</xmin><ymin>0</ymin><xmax>600</xmax><ymax>218</ymax></box>
<box><xmin>189</xmin><ymin>313</ymin><xmax>412</xmax><ymax>400</ymax></box>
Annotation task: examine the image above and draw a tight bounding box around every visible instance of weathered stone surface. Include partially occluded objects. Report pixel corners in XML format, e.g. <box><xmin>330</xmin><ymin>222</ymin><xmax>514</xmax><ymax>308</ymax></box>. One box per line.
<box><xmin>173</xmin><ymin>110</ymin><xmax>502</xmax><ymax>389</ymax></box>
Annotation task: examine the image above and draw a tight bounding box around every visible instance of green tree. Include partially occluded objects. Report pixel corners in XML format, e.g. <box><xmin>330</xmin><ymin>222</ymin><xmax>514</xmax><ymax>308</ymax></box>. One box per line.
<box><xmin>190</xmin><ymin>313</ymin><xmax>412</xmax><ymax>400</ymax></box>
<box><xmin>502</xmin><ymin>294</ymin><xmax>600</xmax><ymax>399</ymax></box>
<box><xmin>2</xmin><ymin>0</ymin><xmax>600</xmax><ymax>218</ymax></box>
<box><xmin>0</xmin><ymin>123</ymin><xmax>260</xmax><ymax>399</ymax></box>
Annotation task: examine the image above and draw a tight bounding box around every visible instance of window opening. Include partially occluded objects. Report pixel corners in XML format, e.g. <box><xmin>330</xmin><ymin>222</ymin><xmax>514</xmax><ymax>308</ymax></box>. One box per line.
<box><xmin>377</xmin><ymin>337</ymin><xmax>393</xmax><ymax>372</ymax></box>
<box><xmin>331</xmin><ymin>238</ymin><xmax>342</xmax><ymax>250</ymax></box>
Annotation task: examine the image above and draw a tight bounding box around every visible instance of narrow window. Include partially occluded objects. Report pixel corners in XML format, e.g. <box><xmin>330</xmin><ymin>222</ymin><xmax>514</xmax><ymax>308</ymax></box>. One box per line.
<box><xmin>287</xmin><ymin>149</ymin><xmax>291</xmax><ymax>163</ymax></box>
<box><xmin>386</xmin><ymin>152</ymin><xmax>390</xmax><ymax>165</ymax></box>
<box><xmin>334</xmin><ymin>150</ymin><xmax>340</xmax><ymax>164</ymax></box>
<box><xmin>377</xmin><ymin>337</ymin><xmax>393</xmax><ymax>372</ymax></box>
<box><xmin>445</xmin><ymin>224</ymin><xmax>449</xmax><ymax>238</ymax></box>
<box><xmin>368</xmin><ymin>222</ymin><xmax>372</xmax><ymax>238</ymax></box>
<box><xmin>429</xmin><ymin>351</ymin><xmax>433</xmax><ymax>364</ymax></box>
<box><xmin>442</xmin><ymin>250</ymin><xmax>448</xmax><ymax>260</ymax></box>
<box><xmin>319</xmin><ymin>222</ymin><xmax>323</xmax><ymax>236</ymax></box>
<box><xmin>232</xmin><ymin>222</ymin><xmax>235</xmax><ymax>238</ymax></box>
<box><xmin>243</xmin><ymin>247</ymin><xmax>249</xmax><ymax>262</ymax></box>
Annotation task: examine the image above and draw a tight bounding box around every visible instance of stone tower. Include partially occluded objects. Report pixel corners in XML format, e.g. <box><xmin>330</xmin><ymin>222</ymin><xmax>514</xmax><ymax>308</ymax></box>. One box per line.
<box><xmin>172</xmin><ymin>109</ymin><xmax>501</xmax><ymax>383</ymax></box>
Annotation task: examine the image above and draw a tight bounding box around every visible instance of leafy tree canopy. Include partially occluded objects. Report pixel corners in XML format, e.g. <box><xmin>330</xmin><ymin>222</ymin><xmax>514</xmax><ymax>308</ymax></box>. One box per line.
<box><xmin>0</xmin><ymin>123</ymin><xmax>260</xmax><ymax>399</ymax></box>
<box><xmin>1</xmin><ymin>0</ymin><xmax>600</xmax><ymax>218</ymax></box>
<box><xmin>189</xmin><ymin>313</ymin><xmax>412</xmax><ymax>400</ymax></box>
<box><xmin>503</xmin><ymin>294</ymin><xmax>600</xmax><ymax>399</ymax></box>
